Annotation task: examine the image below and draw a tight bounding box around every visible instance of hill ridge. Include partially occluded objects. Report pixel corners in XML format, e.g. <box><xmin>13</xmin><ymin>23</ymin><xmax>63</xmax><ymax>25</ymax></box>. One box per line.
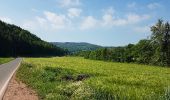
<box><xmin>0</xmin><ymin>20</ymin><xmax>66</xmax><ymax>57</ymax></box>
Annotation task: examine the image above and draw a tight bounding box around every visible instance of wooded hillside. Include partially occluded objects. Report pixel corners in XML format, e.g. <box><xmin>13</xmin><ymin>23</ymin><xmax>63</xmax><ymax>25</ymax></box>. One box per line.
<box><xmin>0</xmin><ymin>20</ymin><xmax>66</xmax><ymax>57</ymax></box>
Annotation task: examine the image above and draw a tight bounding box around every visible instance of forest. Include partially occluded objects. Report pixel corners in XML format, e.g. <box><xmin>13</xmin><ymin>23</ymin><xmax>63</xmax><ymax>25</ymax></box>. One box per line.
<box><xmin>76</xmin><ymin>20</ymin><xmax>170</xmax><ymax>67</ymax></box>
<box><xmin>52</xmin><ymin>42</ymin><xmax>102</xmax><ymax>53</ymax></box>
<box><xmin>0</xmin><ymin>20</ymin><xmax>67</xmax><ymax>57</ymax></box>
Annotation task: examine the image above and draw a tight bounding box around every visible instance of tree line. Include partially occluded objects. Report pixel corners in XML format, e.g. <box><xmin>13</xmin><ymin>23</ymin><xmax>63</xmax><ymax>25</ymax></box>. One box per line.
<box><xmin>75</xmin><ymin>20</ymin><xmax>170</xmax><ymax>67</ymax></box>
<box><xmin>0</xmin><ymin>20</ymin><xmax>67</xmax><ymax>57</ymax></box>
<box><xmin>52</xmin><ymin>42</ymin><xmax>102</xmax><ymax>54</ymax></box>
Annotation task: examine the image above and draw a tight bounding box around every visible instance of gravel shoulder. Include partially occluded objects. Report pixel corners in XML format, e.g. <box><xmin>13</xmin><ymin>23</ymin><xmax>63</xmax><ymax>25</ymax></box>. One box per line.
<box><xmin>3</xmin><ymin>74</ymin><xmax>38</xmax><ymax>100</ymax></box>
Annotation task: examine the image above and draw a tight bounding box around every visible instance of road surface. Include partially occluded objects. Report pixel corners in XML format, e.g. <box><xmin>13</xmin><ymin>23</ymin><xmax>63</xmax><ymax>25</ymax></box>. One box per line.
<box><xmin>0</xmin><ymin>58</ymin><xmax>22</xmax><ymax>100</ymax></box>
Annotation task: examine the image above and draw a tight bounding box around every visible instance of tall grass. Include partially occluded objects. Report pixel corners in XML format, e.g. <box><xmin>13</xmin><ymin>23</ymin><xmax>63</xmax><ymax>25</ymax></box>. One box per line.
<box><xmin>17</xmin><ymin>57</ymin><xmax>170</xmax><ymax>100</ymax></box>
<box><xmin>0</xmin><ymin>58</ymin><xmax>14</xmax><ymax>64</ymax></box>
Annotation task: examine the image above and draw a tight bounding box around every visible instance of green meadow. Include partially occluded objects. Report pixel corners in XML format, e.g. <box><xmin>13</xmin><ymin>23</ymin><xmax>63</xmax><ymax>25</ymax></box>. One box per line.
<box><xmin>0</xmin><ymin>58</ymin><xmax>14</xmax><ymax>64</ymax></box>
<box><xmin>17</xmin><ymin>57</ymin><xmax>170</xmax><ymax>100</ymax></box>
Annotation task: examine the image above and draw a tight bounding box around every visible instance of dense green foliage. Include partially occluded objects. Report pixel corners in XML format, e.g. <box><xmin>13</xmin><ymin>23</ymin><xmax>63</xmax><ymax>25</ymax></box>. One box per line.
<box><xmin>0</xmin><ymin>20</ymin><xmax>66</xmax><ymax>57</ymax></box>
<box><xmin>76</xmin><ymin>41</ymin><xmax>153</xmax><ymax>64</ymax></box>
<box><xmin>17</xmin><ymin>57</ymin><xmax>170</xmax><ymax>100</ymax></box>
<box><xmin>76</xmin><ymin>20</ymin><xmax>170</xmax><ymax>67</ymax></box>
<box><xmin>52</xmin><ymin>42</ymin><xmax>102</xmax><ymax>54</ymax></box>
<box><xmin>0</xmin><ymin>58</ymin><xmax>14</xmax><ymax>64</ymax></box>
<box><xmin>150</xmin><ymin>20</ymin><xmax>170</xmax><ymax>66</ymax></box>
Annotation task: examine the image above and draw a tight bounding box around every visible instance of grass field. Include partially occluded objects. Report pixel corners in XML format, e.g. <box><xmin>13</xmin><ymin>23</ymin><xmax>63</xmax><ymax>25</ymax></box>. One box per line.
<box><xmin>17</xmin><ymin>57</ymin><xmax>170</xmax><ymax>100</ymax></box>
<box><xmin>0</xmin><ymin>58</ymin><xmax>14</xmax><ymax>64</ymax></box>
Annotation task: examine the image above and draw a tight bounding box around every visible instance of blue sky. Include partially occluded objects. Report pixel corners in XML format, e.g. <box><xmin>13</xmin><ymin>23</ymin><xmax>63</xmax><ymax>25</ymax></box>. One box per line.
<box><xmin>0</xmin><ymin>0</ymin><xmax>169</xmax><ymax>46</ymax></box>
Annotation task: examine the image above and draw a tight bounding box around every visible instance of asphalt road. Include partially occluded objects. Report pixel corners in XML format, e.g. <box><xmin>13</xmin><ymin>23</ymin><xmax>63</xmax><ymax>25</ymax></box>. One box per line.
<box><xmin>0</xmin><ymin>58</ymin><xmax>22</xmax><ymax>100</ymax></box>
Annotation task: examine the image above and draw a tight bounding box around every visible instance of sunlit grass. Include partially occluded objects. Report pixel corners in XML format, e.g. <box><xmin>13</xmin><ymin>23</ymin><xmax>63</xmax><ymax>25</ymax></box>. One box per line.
<box><xmin>17</xmin><ymin>57</ymin><xmax>170</xmax><ymax>100</ymax></box>
<box><xmin>0</xmin><ymin>58</ymin><xmax>14</xmax><ymax>64</ymax></box>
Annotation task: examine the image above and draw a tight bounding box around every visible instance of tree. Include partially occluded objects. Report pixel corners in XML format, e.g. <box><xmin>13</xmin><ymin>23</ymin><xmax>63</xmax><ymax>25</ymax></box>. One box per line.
<box><xmin>124</xmin><ymin>44</ymin><xmax>135</xmax><ymax>63</ymax></box>
<box><xmin>133</xmin><ymin>40</ymin><xmax>154</xmax><ymax>64</ymax></box>
<box><xmin>151</xmin><ymin>19</ymin><xmax>170</xmax><ymax>66</ymax></box>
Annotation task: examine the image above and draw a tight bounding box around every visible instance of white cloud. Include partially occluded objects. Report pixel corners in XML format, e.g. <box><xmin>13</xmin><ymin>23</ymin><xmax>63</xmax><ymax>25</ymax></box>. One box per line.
<box><xmin>126</xmin><ymin>13</ymin><xmax>150</xmax><ymax>24</ymax></box>
<box><xmin>23</xmin><ymin>17</ymin><xmax>48</xmax><ymax>31</ymax></box>
<box><xmin>22</xmin><ymin>20</ymin><xmax>38</xmax><ymax>31</ymax></box>
<box><xmin>44</xmin><ymin>11</ymin><xmax>71</xmax><ymax>30</ymax></box>
<box><xmin>67</xmin><ymin>8</ymin><xmax>82</xmax><ymax>18</ymax></box>
<box><xmin>0</xmin><ymin>17</ymin><xmax>13</xmax><ymax>24</ymax></box>
<box><xmin>112</xmin><ymin>19</ymin><xmax>127</xmax><ymax>26</ymax></box>
<box><xmin>102</xmin><ymin>15</ymin><xmax>127</xmax><ymax>26</ymax></box>
<box><xmin>127</xmin><ymin>2</ymin><xmax>136</xmax><ymax>8</ymax></box>
<box><xmin>80</xmin><ymin>16</ymin><xmax>98</xmax><ymax>30</ymax></box>
<box><xmin>102</xmin><ymin>7</ymin><xmax>118</xmax><ymax>26</ymax></box>
<box><xmin>102</xmin><ymin>14</ymin><xmax>127</xmax><ymax>26</ymax></box>
<box><xmin>102</xmin><ymin>7</ymin><xmax>115</xmax><ymax>16</ymax></box>
<box><xmin>147</xmin><ymin>3</ymin><xmax>161</xmax><ymax>9</ymax></box>
<box><xmin>35</xmin><ymin>16</ymin><xmax>47</xmax><ymax>26</ymax></box>
<box><xmin>23</xmin><ymin>11</ymin><xmax>72</xmax><ymax>32</ymax></box>
<box><xmin>101</xmin><ymin>13</ymin><xmax>150</xmax><ymax>27</ymax></box>
<box><xmin>22</xmin><ymin>7</ymin><xmax>151</xmax><ymax>31</ymax></box>
<box><xmin>102</xmin><ymin>14</ymin><xmax>114</xmax><ymax>26</ymax></box>
<box><xmin>58</xmin><ymin>0</ymin><xmax>81</xmax><ymax>7</ymax></box>
<box><xmin>79</xmin><ymin>11</ymin><xmax>151</xmax><ymax>30</ymax></box>
<box><xmin>100</xmin><ymin>6</ymin><xmax>150</xmax><ymax>27</ymax></box>
<box><xmin>134</xmin><ymin>26</ymin><xmax>150</xmax><ymax>33</ymax></box>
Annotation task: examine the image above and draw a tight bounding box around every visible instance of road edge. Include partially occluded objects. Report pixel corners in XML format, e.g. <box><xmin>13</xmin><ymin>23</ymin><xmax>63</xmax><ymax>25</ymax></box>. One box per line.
<box><xmin>0</xmin><ymin>58</ymin><xmax>22</xmax><ymax>100</ymax></box>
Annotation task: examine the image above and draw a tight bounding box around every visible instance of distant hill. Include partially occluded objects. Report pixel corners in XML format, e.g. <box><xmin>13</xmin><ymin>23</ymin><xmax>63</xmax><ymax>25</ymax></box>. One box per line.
<box><xmin>0</xmin><ymin>20</ymin><xmax>66</xmax><ymax>57</ymax></box>
<box><xmin>52</xmin><ymin>42</ymin><xmax>102</xmax><ymax>53</ymax></box>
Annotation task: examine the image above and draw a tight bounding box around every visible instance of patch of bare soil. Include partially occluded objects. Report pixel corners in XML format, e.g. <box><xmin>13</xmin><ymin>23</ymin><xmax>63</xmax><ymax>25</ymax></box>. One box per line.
<box><xmin>3</xmin><ymin>74</ymin><xmax>39</xmax><ymax>100</ymax></box>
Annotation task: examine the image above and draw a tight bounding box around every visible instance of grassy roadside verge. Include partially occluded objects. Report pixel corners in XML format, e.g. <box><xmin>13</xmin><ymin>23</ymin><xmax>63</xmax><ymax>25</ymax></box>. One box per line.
<box><xmin>0</xmin><ymin>58</ymin><xmax>14</xmax><ymax>65</ymax></box>
<box><xmin>16</xmin><ymin>57</ymin><xmax>170</xmax><ymax>100</ymax></box>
